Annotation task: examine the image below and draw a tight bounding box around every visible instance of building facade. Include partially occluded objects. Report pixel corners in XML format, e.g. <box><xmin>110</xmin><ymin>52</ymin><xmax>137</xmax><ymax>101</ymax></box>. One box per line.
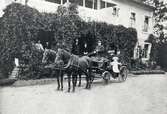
<box><xmin>0</xmin><ymin>0</ymin><xmax>155</xmax><ymax>61</ymax></box>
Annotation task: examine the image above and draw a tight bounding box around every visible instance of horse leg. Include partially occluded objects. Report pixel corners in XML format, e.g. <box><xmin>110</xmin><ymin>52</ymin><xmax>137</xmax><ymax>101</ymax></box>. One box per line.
<box><xmin>72</xmin><ymin>72</ymin><xmax>77</xmax><ymax>92</ymax></box>
<box><xmin>85</xmin><ymin>75</ymin><xmax>89</xmax><ymax>89</ymax></box>
<box><xmin>56</xmin><ymin>70</ymin><xmax>60</xmax><ymax>90</ymax></box>
<box><xmin>88</xmin><ymin>68</ymin><xmax>93</xmax><ymax>89</ymax></box>
<box><xmin>60</xmin><ymin>70</ymin><xmax>63</xmax><ymax>91</ymax></box>
<box><xmin>78</xmin><ymin>71</ymin><xmax>81</xmax><ymax>87</ymax></box>
<box><xmin>67</xmin><ymin>71</ymin><xmax>71</xmax><ymax>92</ymax></box>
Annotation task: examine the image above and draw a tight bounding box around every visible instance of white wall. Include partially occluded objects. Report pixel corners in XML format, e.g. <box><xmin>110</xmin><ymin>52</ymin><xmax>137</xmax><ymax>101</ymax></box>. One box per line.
<box><xmin>0</xmin><ymin>0</ymin><xmax>154</xmax><ymax>44</ymax></box>
<box><xmin>0</xmin><ymin>0</ymin><xmax>11</xmax><ymax>17</ymax></box>
<box><xmin>79</xmin><ymin>0</ymin><xmax>154</xmax><ymax>46</ymax></box>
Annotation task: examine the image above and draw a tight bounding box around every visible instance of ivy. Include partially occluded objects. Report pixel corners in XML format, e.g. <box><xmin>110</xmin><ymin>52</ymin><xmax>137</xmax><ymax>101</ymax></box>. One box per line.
<box><xmin>0</xmin><ymin>3</ymin><xmax>137</xmax><ymax>79</ymax></box>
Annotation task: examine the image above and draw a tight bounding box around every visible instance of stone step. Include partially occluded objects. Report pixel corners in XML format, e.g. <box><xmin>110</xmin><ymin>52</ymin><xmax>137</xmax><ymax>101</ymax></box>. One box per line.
<box><xmin>9</xmin><ymin>67</ymin><xmax>20</xmax><ymax>79</ymax></box>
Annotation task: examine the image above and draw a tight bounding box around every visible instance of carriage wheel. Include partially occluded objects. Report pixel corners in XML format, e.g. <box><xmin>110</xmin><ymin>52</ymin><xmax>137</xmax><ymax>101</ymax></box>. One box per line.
<box><xmin>119</xmin><ymin>66</ymin><xmax>128</xmax><ymax>82</ymax></box>
<box><xmin>102</xmin><ymin>71</ymin><xmax>111</xmax><ymax>84</ymax></box>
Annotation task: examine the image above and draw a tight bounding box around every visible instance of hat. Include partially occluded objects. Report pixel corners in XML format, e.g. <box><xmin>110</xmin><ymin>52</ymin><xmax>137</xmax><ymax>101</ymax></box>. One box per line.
<box><xmin>112</xmin><ymin>56</ymin><xmax>119</xmax><ymax>61</ymax></box>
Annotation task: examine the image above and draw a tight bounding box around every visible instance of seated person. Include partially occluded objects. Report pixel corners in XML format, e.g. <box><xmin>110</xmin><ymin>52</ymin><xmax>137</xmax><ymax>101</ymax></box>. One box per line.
<box><xmin>94</xmin><ymin>40</ymin><xmax>104</xmax><ymax>54</ymax></box>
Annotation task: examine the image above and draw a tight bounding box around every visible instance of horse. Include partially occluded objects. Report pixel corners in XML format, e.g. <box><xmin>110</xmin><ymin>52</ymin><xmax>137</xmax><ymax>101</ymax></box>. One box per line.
<box><xmin>55</xmin><ymin>48</ymin><xmax>93</xmax><ymax>92</ymax></box>
<box><xmin>42</xmin><ymin>49</ymin><xmax>64</xmax><ymax>91</ymax></box>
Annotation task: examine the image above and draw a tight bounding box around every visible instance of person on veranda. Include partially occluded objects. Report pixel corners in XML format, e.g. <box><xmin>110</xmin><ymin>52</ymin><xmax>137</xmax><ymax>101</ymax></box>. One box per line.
<box><xmin>94</xmin><ymin>40</ymin><xmax>104</xmax><ymax>62</ymax></box>
<box><xmin>35</xmin><ymin>40</ymin><xmax>44</xmax><ymax>52</ymax></box>
<box><xmin>95</xmin><ymin>40</ymin><xmax>104</xmax><ymax>54</ymax></box>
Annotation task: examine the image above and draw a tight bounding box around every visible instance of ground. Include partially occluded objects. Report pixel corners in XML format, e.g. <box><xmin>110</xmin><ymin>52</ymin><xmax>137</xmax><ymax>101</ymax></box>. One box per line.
<box><xmin>0</xmin><ymin>74</ymin><xmax>167</xmax><ymax>114</ymax></box>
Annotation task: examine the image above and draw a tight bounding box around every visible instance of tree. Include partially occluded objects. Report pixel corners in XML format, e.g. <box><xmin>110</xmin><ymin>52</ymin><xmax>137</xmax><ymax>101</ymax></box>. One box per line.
<box><xmin>55</xmin><ymin>3</ymin><xmax>81</xmax><ymax>51</ymax></box>
<box><xmin>142</xmin><ymin>0</ymin><xmax>167</xmax><ymax>36</ymax></box>
<box><xmin>0</xmin><ymin>3</ymin><xmax>56</xmax><ymax>78</ymax></box>
<box><xmin>142</xmin><ymin>0</ymin><xmax>167</xmax><ymax>69</ymax></box>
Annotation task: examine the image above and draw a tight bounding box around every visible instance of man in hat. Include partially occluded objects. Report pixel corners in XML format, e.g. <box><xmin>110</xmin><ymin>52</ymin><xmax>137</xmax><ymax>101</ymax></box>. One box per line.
<box><xmin>35</xmin><ymin>40</ymin><xmax>44</xmax><ymax>52</ymax></box>
<box><xmin>93</xmin><ymin>40</ymin><xmax>104</xmax><ymax>61</ymax></box>
<box><xmin>72</xmin><ymin>39</ymin><xmax>80</xmax><ymax>55</ymax></box>
<box><xmin>95</xmin><ymin>40</ymin><xmax>104</xmax><ymax>53</ymax></box>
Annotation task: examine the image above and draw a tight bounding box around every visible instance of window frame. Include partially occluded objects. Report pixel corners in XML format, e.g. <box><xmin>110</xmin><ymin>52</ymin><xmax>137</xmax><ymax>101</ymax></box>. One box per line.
<box><xmin>142</xmin><ymin>43</ymin><xmax>152</xmax><ymax>60</ymax></box>
<box><xmin>143</xmin><ymin>16</ymin><xmax>150</xmax><ymax>32</ymax></box>
<box><xmin>112</xmin><ymin>7</ymin><xmax>119</xmax><ymax>17</ymax></box>
<box><xmin>45</xmin><ymin>0</ymin><xmax>62</xmax><ymax>4</ymax></box>
<box><xmin>130</xmin><ymin>12</ymin><xmax>136</xmax><ymax>27</ymax></box>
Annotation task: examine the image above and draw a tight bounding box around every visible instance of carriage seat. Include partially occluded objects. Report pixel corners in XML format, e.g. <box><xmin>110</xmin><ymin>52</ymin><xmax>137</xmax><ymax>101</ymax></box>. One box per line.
<box><xmin>91</xmin><ymin>57</ymin><xmax>109</xmax><ymax>68</ymax></box>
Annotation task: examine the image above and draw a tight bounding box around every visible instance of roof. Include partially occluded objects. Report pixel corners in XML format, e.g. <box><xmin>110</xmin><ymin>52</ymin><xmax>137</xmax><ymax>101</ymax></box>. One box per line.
<box><xmin>130</xmin><ymin>0</ymin><xmax>155</xmax><ymax>10</ymax></box>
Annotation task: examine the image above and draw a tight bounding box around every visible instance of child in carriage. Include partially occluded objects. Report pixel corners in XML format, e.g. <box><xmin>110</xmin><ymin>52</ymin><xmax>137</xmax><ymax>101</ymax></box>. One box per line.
<box><xmin>109</xmin><ymin>56</ymin><xmax>122</xmax><ymax>78</ymax></box>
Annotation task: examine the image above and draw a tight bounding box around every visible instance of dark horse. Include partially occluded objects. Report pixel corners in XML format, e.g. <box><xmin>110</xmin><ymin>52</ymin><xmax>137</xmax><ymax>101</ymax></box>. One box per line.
<box><xmin>55</xmin><ymin>48</ymin><xmax>93</xmax><ymax>92</ymax></box>
<box><xmin>42</xmin><ymin>49</ymin><xmax>64</xmax><ymax>90</ymax></box>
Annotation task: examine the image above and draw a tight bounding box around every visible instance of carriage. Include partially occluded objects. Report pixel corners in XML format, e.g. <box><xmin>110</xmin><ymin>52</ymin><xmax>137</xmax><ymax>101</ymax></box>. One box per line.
<box><xmin>42</xmin><ymin>48</ymin><xmax>128</xmax><ymax>92</ymax></box>
<box><xmin>89</xmin><ymin>51</ymin><xmax>128</xmax><ymax>84</ymax></box>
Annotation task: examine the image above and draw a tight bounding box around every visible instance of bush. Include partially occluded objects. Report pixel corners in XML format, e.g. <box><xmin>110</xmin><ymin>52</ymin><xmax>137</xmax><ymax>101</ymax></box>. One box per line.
<box><xmin>147</xmin><ymin>33</ymin><xmax>167</xmax><ymax>71</ymax></box>
<box><xmin>0</xmin><ymin>3</ymin><xmax>52</xmax><ymax>78</ymax></box>
<box><xmin>157</xmin><ymin>44</ymin><xmax>167</xmax><ymax>70</ymax></box>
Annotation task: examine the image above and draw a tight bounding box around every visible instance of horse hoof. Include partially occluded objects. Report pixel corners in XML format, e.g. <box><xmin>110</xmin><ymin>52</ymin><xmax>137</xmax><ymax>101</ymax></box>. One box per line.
<box><xmin>61</xmin><ymin>88</ymin><xmax>63</xmax><ymax>91</ymax></box>
<box><xmin>78</xmin><ymin>84</ymin><xmax>81</xmax><ymax>87</ymax></box>
<box><xmin>87</xmin><ymin>85</ymin><xmax>91</xmax><ymax>89</ymax></box>
<box><xmin>57</xmin><ymin>88</ymin><xmax>60</xmax><ymax>91</ymax></box>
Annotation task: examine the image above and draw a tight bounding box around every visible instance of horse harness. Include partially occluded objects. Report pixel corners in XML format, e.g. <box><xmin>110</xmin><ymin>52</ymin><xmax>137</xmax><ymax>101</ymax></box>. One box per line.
<box><xmin>67</xmin><ymin>54</ymin><xmax>80</xmax><ymax>70</ymax></box>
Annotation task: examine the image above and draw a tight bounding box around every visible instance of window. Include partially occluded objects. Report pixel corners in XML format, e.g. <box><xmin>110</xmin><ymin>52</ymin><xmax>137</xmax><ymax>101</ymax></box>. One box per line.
<box><xmin>130</xmin><ymin>12</ymin><xmax>136</xmax><ymax>27</ymax></box>
<box><xmin>94</xmin><ymin>0</ymin><xmax>97</xmax><ymax>9</ymax></box>
<box><xmin>107</xmin><ymin>2</ymin><xmax>113</xmax><ymax>7</ymax></box>
<box><xmin>69</xmin><ymin>0</ymin><xmax>76</xmax><ymax>3</ymax></box>
<box><xmin>143</xmin><ymin>16</ymin><xmax>149</xmax><ymax>32</ymax></box>
<box><xmin>46</xmin><ymin>0</ymin><xmax>61</xmax><ymax>4</ymax></box>
<box><xmin>100</xmin><ymin>0</ymin><xmax>116</xmax><ymax>9</ymax></box>
<box><xmin>78</xmin><ymin>0</ymin><xmax>83</xmax><ymax>6</ymax></box>
<box><xmin>85</xmin><ymin>0</ymin><xmax>93</xmax><ymax>9</ymax></box>
<box><xmin>143</xmin><ymin>44</ymin><xmax>149</xmax><ymax>58</ymax></box>
<box><xmin>85</xmin><ymin>0</ymin><xmax>97</xmax><ymax>9</ymax></box>
<box><xmin>112</xmin><ymin>7</ymin><xmax>119</xmax><ymax>16</ymax></box>
<box><xmin>63</xmin><ymin>0</ymin><xmax>67</xmax><ymax>4</ymax></box>
<box><xmin>100</xmin><ymin>0</ymin><xmax>105</xmax><ymax>9</ymax></box>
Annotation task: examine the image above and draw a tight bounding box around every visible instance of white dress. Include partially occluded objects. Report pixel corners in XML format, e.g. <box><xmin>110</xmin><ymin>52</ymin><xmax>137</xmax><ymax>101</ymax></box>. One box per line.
<box><xmin>110</xmin><ymin>61</ymin><xmax>121</xmax><ymax>73</ymax></box>
<box><xmin>15</xmin><ymin>58</ymin><xmax>19</xmax><ymax>67</ymax></box>
<box><xmin>35</xmin><ymin>43</ymin><xmax>44</xmax><ymax>51</ymax></box>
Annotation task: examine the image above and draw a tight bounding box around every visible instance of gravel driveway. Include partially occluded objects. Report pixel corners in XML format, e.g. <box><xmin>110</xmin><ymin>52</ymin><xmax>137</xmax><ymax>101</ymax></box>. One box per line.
<box><xmin>0</xmin><ymin>74</ymin><xmax>167</xmax><ymax>114</ymax></box>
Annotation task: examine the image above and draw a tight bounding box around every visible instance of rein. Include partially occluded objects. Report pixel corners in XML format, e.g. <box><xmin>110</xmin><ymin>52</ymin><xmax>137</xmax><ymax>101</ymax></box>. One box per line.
<box><xmin>64</xmin><ymin>54</ymin><xmax>79</xmax><ymax>70</ymax></box>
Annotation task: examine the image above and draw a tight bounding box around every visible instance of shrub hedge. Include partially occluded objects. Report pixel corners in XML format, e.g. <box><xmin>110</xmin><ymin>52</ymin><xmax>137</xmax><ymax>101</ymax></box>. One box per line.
<box><xmin>0</xmin><ymin>3</ymin><xmax>137</xmax><ymax>79</ymax></box>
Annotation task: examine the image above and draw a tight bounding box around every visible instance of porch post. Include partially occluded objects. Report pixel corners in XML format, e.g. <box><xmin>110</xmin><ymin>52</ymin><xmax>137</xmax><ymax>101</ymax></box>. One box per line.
<box><xmin>83</xmin><ymin>0</ymin><xmax>85</xmax><ymax>7</ymax></box>
<box><xmin>97</xmin><ymin>0</ymin><xmax>100</xmax><ymax>10</ymax></box>
<box><xmin>93</xmin><ymin>0</ymin><xmax>95</xmax><ymax>9</ymax></box>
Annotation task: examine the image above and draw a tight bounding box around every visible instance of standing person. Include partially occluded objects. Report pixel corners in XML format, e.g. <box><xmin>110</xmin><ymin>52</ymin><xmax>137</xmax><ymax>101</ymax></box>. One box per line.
<box><xmin>83</xmin><ymin>43</ymin><xmax>88</xmax><ymax>55</ymax></box>
<box><xmin>95</xmin><ymin>40</ymin><xmax>104</xmax><ymax>53</ymax></box>
<box><xmin>94</xmin><ymin>40</ymin><xmax>104</xmax><ymax>60</ymax></box>
<box><xmin>72</xmin><ymin>39</ymin><xmax>80</xmax><ymax>55</ymax></box>
<box><xmin>45</xmin><ymin>42</ymin><xmax>51</xmax><ymax>50</ymax></box>
<box><xmin>35</xmin><ymin>40</ymin><xmax>44</xmax><ymax>52</ymax></box>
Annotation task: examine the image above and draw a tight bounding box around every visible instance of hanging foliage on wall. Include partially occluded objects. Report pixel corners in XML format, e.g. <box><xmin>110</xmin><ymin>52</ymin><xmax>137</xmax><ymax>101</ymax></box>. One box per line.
<box><xmin>0</xmin><ymin>3</ymin><xmax>137</xmax><ymax>79</ymax></box>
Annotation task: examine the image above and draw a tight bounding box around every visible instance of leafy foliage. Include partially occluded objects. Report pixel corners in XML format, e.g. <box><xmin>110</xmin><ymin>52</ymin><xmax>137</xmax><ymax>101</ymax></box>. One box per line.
<box><xmin>142</xmin><ymin>0</ymin><xmax>167</xmax><ymax>34</ymax></box>
<box><xmin>0</xmin><ymin>3</ymin><xmax>52</xmax><ymax>78</ymax></box>
<box><xmin>54</xmin><ymin>4</ymin><xmax>80</xmax><ymax>50</ymax></box>
<box><xmin>142</xmin><ymin>0</ymin><xmax>167</xmax><ymax>69</ymax></box>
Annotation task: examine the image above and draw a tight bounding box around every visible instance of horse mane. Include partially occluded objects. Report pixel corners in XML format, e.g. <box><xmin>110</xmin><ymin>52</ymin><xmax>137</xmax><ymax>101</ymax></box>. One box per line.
<box><xmin>42</xmin><ymin>49</ymin><xmax>57</xmax><ymax>63</ymax></box>
<box><xmin>48</xmin><ymin>49</ymin><xmax>57</xmax><ymax>55</ymax></box>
